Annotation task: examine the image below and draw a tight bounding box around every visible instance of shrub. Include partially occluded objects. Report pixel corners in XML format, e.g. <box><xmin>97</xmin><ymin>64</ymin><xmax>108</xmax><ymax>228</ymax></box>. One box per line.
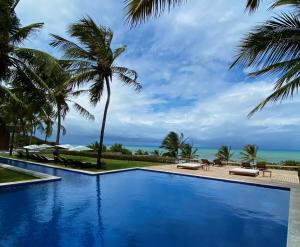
<box><xmin>281</xmin><ymin>160</ymin><xmax>300</xmax><ymax>166</ymax></box>
<box><xmin>109</xmin><ymin>144</ymin><xmax>132</xmax><ymax>155</ymax></box>
<box><xmin>60</xmin><ymin>150</ymin><xmax>175</xmax><ymax>164</ymax></box>
<box><xmin>135</xmin><ymin>149</ymin><xmax>149</xmax><ymax>155</ymax></box>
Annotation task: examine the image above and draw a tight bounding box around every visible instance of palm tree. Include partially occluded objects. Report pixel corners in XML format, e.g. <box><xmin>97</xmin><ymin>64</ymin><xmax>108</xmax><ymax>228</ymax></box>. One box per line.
<box><xmin>125</xmin><ymin>0</ymin><xmax>263</xmax><ymax>26</ymax></box>
<box><xmin>231</xmin><ymin>1</ymin><xmax>300</xmax><ymax>116</ymax></box>
<box><xmin>240</xmin><ymin>144</ymin><xmax>258</xmax><ymax>163</ymax></box>
<box><xmin>215</xmin><ymin>145</ymin><xmax>233</xmax><ymax>165</ymax></box>
<box><xmin>180</xmin><ymin>143</ymin><xmax>198</xmax><ymax>159</ymax></box>
<box><xmin>160</xmin><ymin>131</ymin><xmax>185</xmax><ymax>158</ymax></box>
<box><xmin>0</xmin><ymin>0</ymin><xmax>43</xmax><ymax>80</ymax></box>
<box><xmin>50</xmin><ymin>17</ymin><xmax>141</xmax><ymax>168</ymax></box>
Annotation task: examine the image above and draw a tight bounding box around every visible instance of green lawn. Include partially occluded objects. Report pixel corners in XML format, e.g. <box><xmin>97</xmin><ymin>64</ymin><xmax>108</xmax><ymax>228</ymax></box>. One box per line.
<box><xmin>0</xmin><ymin>153</ymin><xmax>165</xmax><ymax>172</ymax></box>
<box><xmin>0</xmin><ymin>167</ymin><xmax>37</xmax><ymax>183</ymax></box>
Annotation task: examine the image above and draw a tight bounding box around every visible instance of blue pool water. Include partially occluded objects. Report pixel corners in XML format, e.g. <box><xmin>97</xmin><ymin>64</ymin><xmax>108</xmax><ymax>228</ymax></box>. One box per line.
<box><xmin>0</xmin><ymin>158</ymin><xmax>290</xmax><ymax>247</ymax></box>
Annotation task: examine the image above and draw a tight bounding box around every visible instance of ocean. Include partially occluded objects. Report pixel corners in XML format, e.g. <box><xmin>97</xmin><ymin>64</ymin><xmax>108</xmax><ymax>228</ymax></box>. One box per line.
<box><xmin>124</xmin><ymin>146</ymin><xmax>300</xmax><ymax>163</ymax></box>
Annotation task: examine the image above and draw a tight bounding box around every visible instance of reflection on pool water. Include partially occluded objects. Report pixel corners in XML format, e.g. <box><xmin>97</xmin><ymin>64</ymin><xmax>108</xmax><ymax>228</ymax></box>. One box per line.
<box><xmin>0</xmin><ymin>158</ymin><xmax>290</xmax><ymax>247</ymax></box>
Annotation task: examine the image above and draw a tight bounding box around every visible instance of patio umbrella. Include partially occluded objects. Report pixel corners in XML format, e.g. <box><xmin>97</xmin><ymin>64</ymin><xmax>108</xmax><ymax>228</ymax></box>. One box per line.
<box><xmin>37</xmin><ymin>144</ymin><xmax>53</xmax><ymax>149</ymax></box>
<box><xmin>55</xmin><ymin>144</ymin><xmax>75</xmax><ymax>149</ymax></box>
<box><xmin>68</xmin><ymin>146</ymin><xmax>93</xmax><ymax>152</ymax></box>
<box><xmin>23</xmin><ymin>145</ymin><xmax>40</xmax><ymax>150</ymax></box>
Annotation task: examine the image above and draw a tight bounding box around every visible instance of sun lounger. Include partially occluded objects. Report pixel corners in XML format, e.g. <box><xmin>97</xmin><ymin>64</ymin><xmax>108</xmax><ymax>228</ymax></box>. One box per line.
<box><xmin>177</xmin><ymin>163</ymin><xmax>203</xmax><ymax>170</ymax></box>
<box><xmin>229</xmin><ymin>168</ymin><xmax>259</xmax><ymax>177</ymax></box>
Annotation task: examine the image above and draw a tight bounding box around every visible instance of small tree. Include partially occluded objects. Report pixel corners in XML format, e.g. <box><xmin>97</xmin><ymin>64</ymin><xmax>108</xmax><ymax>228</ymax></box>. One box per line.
<box><xmin>215</xmin><ymin>145</ymin><xmax>233</xmax><ymax>165</ymax></box>
<box><xmin>180</xmin><ymin>143</ymin><xmax>198</xmax><ymax>160</ymax></box>
<box><xmin>160</xmin><ymin>131</ymin><xmax>185</xmax><ymax>158</ymax></box>
<box><xmin>240</xmin><ymin>144</ymin><xmax>258</xmax><ymax>163</ymax></box>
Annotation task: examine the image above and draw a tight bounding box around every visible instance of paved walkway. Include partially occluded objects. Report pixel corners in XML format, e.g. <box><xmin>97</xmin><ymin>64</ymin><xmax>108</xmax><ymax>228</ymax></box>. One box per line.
<box><xmin>150</xmin><ymin>164</ymin><xmax>299</xmax><ymax>188</ymax></box>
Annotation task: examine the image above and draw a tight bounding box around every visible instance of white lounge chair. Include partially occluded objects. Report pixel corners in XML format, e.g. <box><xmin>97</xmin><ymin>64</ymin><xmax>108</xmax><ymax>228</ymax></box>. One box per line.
<box><xmin>229</xmin><ymin>168</ymin><xmax>259</xmax><ymax>177</ymax></box>
<box><xmin>177</xmin><ymin>163</ymin><xmax>203</xmax><ymax>170</ymax></box>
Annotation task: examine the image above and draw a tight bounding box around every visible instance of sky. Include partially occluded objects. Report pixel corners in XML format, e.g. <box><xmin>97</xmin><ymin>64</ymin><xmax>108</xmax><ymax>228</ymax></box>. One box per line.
<box><xmin>16</xmin><ymin>0</ymin><xmax>300</xmax><ymax>150</ymax></box>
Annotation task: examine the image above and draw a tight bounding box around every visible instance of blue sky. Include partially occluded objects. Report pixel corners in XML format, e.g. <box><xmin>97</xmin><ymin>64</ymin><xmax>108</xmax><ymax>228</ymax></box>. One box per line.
<box><xmin>16</xmin><ymin>0</ymin><xmax>300</xmax><ymax>150</ymax></box>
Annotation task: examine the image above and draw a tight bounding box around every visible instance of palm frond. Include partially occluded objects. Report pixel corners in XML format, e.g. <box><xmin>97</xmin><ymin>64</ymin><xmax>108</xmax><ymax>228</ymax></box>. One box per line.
<box><xmin>125</xmin><ymin>0</ymin><xmax>187</xmax><ymax>26</ymax></box>
<box><xmin>72</xmin><ymin>102</ymin><xmax>95</xmax><ymax>121</ymax></box>
<box><xmin>50</xmin><ymin>34</ymin><xmax>92</xmax><ymax>60</ymax></box>
<box><xmin>69</xmin><ymin>70</ymin><xmax>98</xmax><ymax>88</ymax></box>
<box><xmin>270</xmin><ymin>0</ymin><xmax>300</xmax><ymax>13</ymax></box>
<box><xmin>113</xmin><ymin>46</ymin><xmax>126</xmax><ymax>61</ymax></box>
<box><xmin>245</xmin><ymin>0</ymin><xmax>262</xmax><ymax>13</ymax></box>
<box><xmin>11</xmin><ymin>23</ymin><xmax>43</xmax><ymax>44</ymax></box>
<box><xmin>248</xmin><ymin>76</ymin><xmax>300</xmax><ymax>117</ymax></box>
<box><xmin>89</xmin><ymin>79</ymin><xmax>105</xmax><ymax>105</ymax></box>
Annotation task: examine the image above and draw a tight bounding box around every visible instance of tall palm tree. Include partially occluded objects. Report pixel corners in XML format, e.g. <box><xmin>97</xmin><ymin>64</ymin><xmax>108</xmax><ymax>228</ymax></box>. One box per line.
<box><xmin>125</xmin><ymin>0</ymin><xmax>263</xmax><ymax>26</ymax></box>
<box><xmin>231</xmin><ymin>2</ymin><xmax>300</xmax><ymax>116</ymax></box>
<box><xmin>240</xmin><ymin>144</ymin><xmax>258</xmax><ymax>163</ymax></box>
<box><xmin>50</xmin><ymin>17</ymin><xmax>141</xmax><ymax>168</ymax></box>
<box><xmin>160</xmin><ymin>131</ymin><xmax>186</xmax><ymax>158</ymax></box>
<box><xmin>215</xmin><ymin>145</ymin><xmax>233</xmax><ymax>165</ymax></box>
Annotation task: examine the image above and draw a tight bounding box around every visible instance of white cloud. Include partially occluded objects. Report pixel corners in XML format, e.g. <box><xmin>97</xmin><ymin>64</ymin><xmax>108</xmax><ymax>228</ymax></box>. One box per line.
<box><xmin>16</xmin><ymin>0</ymin><xmax>300</xmax><ymax>149</ymax></box>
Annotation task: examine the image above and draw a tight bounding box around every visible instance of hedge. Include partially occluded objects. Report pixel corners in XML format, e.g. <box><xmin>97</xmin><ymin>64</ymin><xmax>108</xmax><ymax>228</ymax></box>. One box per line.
<box><xmin>60</xmin><ymin>150</ymin><xmax>176</xmax><ymax>164</ymax></box>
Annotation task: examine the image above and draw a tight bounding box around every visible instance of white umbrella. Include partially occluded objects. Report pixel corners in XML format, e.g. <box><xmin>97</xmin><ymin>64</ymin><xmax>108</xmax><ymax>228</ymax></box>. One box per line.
<box><xmin>55</xmin><ymin>144</ymin><xmax>75</xmax><ymax>149</ymax></box>
<box><xmin>37</xmin><ymin>144</ymin><xmax>53</xmax><ymax>149</ymax></box>
<box><xmin>23</xmin><ymin>145</ymin><xmax>40</xmax><ymax>150</ymax></box>
<box><xmin>68</xmin><ymin>146</ymin><xmax>92</xmax><ymax>152</ymax></box>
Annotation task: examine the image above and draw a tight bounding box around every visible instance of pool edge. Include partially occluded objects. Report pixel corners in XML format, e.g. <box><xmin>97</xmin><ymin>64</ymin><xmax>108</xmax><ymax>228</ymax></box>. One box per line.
<box><xmin>287</xmin><ymin>187</ymin><xmax>300</xmax><ymax>247</ymax></box>
<box><xmin>0</xmin><ymin>163</ymin><xmax>61</xmax><ymax>188</ymax></box>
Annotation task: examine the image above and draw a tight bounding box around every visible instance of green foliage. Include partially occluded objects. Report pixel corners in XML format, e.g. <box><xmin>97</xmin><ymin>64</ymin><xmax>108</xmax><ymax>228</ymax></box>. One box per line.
<box><xmin>160</xmin><ymin>131</ymin><xmax>185</xmax><ymax>158</ymax></box>
<box><xmin>180</xmin><ymin>143</ymin><xmax>198</xmax><ymax>159</ymax></box>
<box><xmin>135</xmin><ymin>149</ymin><xmax>149</xmax><ymax>155</ymax></box>
<box><xmin>125</xmin><ymin>0</ymin><xmax>264</xmax><ymax>26</ymax></box>
<box><xmin>240</xmin><ymin>144</ymin><xmax>259</xmax><ymax>162</ymax></box>
<box><xmin>151</xmin><ymin>149</ymin><xmax>162</xmax><ymax>156</ymax></box>
<box><xmin>281</xmin><ymin>160</ymin><xmax>300</xmax><ymax>166</ymax></box>
<box><xmin>109</xmin><ymin>144</ymin><xmax>132</xmax><ymax>155</ymax></box>
<box><xmin>88</xmin><ymin>141</ymin><xmax>106</xmax><ymax>152</ymax></box>
<box><xmin>215</xmin><ymin>145</ymin><xmax>233</xmax><ymax>164</ymax></box>
<box><xmin>61</xmin><ymin>150</ymin><xmax>175</xmax><ymax>164</ymax></box>
<box><xmin>50</xmin><ymin>17</ymin><xmax>141</xmax><ymax>166</ymax></box>
<box><xmin>231</xmin><ymin>1</ymin><xmax>300</xmax><ymax>116</ymax></box>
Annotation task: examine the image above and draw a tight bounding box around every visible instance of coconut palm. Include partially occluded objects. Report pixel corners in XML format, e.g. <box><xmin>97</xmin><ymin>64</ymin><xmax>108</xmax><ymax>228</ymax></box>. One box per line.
<box><xmin>215</xmin><ymin>145</ymin><xmax>233</xmax><ymax>165</ymax></box>
<box><xmin>125</xmin><ymin>0</ymin><xmax>263</xmax><ymax>26</ymax></box>
<box><xmin>240</xmin><ymin>144</ymin><xmax>258</xmax><ymax>163</ymax></box>
<box><xmin>50</xmin><ymin>17</ymin><xmax>141</xmax><ymax>168</ymax></box>
<box><xmin>160</xmin><ymin>131</ymin><xmax>186</xmax><ymax>158</ymax></box>
<box><xmin>180</xmin><ymin>143</ymin><xmax>198</xmax><ymax>159</ymax></box>
<box><xmin>231</xmin><ymin>1</ymin><xmax>300</xmax><ymax>116</ymax></box>
<box><xmin>0</xmin><ymin>0</ymin><xmax>43</xmax><ymax>80</ymax></box>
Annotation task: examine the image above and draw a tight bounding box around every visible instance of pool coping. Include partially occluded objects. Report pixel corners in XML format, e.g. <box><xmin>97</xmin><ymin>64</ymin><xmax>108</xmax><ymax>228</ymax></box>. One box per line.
<box><xmin>0</xmin><ymin>164</ymin><xmax>61</xmax><ymax>188</ymax></box>
<box><xmin>0</xmin><ymin>156</ymin><xmax>299</xmax><ymax>246</ymax></box>
<box><xmin>287</xmin><ymin>187</ymin><xmax>300</xmax><ymax>247</ymax></box>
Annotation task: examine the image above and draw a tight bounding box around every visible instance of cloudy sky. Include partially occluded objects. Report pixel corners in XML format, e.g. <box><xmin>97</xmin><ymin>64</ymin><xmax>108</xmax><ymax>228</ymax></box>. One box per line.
<box><xmin>16</xmin><ymin>0</ymin><xmax>300</xmax><ymax>150</ymax></box>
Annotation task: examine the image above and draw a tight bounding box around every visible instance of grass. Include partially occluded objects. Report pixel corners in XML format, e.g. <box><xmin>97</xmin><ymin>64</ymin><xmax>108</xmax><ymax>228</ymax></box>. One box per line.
<box><xmin>0</xmin><ymin>153</ymin><xmax>166</xmax><ymax>172</ymax></box>
<box><xmin>0</xmin><ymin>167</ymin><xmax>37</xmax><ymax>183</ymax></box>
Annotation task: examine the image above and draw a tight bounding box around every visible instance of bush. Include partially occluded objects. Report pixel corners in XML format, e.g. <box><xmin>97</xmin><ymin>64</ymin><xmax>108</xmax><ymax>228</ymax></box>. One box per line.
<box><xmin>280</xmin><ymin>160</ymin><xmax>300</xmax><ymax>166</ymax></box>
<box><xmin>60</xmin><ymin>150</ymin><xmax>175</xmax><ymax>164</ymax></box>
<box><xmin>109</xmin><ymin>144</ymin><xmax>132</xmax><ymax>155</ymax></box>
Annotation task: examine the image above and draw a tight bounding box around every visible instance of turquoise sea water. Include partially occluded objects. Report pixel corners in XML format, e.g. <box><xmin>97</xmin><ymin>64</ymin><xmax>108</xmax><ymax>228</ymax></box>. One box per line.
<box><xmin>125</xmin><ymin>146</ymin><xmax>300</xmax><ymax>163</ymax></box>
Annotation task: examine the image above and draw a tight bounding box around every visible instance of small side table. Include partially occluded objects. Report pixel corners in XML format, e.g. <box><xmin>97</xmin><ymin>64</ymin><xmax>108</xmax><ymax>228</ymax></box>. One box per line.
<box><xmin>262</xmin><ymin>170</ymin><xmax>272</xmax><ymax>177</ymax></box>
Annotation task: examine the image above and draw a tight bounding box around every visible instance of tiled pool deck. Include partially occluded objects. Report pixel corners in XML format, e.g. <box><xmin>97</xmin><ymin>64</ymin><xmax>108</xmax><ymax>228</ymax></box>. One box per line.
<box><xmin>149</xmin><ymin>164</ymin><xmax>299</xmax><ymax>188</ymax></box>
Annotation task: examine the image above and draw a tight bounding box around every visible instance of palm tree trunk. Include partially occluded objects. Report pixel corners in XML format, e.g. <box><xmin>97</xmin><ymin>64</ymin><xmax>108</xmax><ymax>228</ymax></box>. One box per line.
<box><xmin>97</xmin><ymin>77</ymin><xmax>111</xmax><ymax>169</ymax></box>
<box><xmin>56</xmin><ymin>105</ymin><xmax>61</xmax><ymax>145</ymax></box>
<box><xmin>9</xmin><ymin>125</ymin><xmax>16</xmax><ymax>156</ymax></box>
<box><xmin>29</xmin><ymin>122</ymin><xmax>33</xmax><ymax>145</ymax></box>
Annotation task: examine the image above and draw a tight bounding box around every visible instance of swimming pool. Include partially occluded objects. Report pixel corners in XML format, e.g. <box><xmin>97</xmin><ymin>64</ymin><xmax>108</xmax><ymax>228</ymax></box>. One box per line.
<box><xmin>0</xmin><ymin>158</ymin><xmax>290</xmax><ymax>247</ymax></box>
